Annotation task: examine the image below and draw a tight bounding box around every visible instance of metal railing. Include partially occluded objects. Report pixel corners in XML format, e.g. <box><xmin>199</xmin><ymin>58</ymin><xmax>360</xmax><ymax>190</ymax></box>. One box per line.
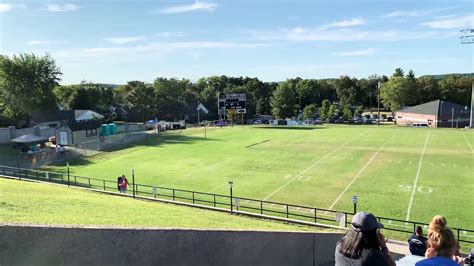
<box><xmin>1</xmin><ymin>164</ymin><xmax>473</xmax><ymax>245</ymax></box>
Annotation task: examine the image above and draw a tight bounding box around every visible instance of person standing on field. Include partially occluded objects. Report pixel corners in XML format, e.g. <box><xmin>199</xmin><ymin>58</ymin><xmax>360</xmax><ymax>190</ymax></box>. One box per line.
<box><xmin>117</xmin><ymin>176</ymin><xmax>123</xmax><ymax>192</ymax></box>
<box><xmin>120</xmin><ymin>175</ymin><xmax>128</xmax><ymax>193</ymax></box>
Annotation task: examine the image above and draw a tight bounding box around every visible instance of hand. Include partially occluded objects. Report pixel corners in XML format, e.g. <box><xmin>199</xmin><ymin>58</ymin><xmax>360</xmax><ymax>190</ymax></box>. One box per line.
<box><xmin>425</xmin><ymin>247</ymin><xmax>436</xmax><ymax>258</ymax></box>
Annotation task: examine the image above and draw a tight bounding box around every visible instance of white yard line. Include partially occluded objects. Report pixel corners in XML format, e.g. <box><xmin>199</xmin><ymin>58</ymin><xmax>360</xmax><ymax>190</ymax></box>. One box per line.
<box><xmin>406</xmin><ymin>131</ymin><xmax>431</xmax><ymax>221</ymax></box>
<box><xmin>462</xmin><ymin>131</ymin><xmax>473</xmax><ymax>152</ymax></box>
<box><xmin>262</xmin><ymin>130</ymin><xmax>369</xmax><ymax>201</ymax></box>
<box><xmin>328</xmin><ymin>131</ymin><xmax>399</xmax><ymax>210</ymax></box>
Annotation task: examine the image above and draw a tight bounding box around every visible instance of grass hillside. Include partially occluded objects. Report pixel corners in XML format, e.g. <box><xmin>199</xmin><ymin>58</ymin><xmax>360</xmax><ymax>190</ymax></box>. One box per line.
<box><xmin>0</xmin><ymin>178</ymin><xmax>316</xmax><ymax>231</ymax></box>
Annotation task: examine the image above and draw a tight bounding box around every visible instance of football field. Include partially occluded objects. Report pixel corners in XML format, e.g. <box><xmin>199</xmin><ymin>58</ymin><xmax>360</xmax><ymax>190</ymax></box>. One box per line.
<box><xmin>47</xmin><ymin>125</ymin><xmax>474</xmax><ymax>230</ymax></box>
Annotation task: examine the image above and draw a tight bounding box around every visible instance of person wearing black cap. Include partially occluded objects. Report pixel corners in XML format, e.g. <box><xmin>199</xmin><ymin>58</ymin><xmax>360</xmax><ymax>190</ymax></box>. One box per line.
<box><xmin>335</xmin><ymin>212</ymin><xmax>396</xmax><ymax>266</ymax></box>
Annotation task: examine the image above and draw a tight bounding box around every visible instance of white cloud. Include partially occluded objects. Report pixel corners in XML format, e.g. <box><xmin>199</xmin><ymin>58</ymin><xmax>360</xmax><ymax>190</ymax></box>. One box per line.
<box><xmin>382</xmin><ymin>10</ymin><xmax>428</xmax><ymax>18</ymax></box>
<box><xmin>102</xmin><ymin>36</ymin><xmax>147</xmax><ymax>44</ymax></box>
<box><xmin>46</xmin><ymin>3</ymin><xmax>79</xmax><ymax>12</ymax></box>
<box><xmin>0</xmin><ymin>3</ymin><xmax>13</xmax><ymax>12</ymax></box>
<box><xmin>0</xmin><ymin>3</ymin><xmax>26</xmax><ymax>12</ymax></box>
<box><xmin>155</xmin><ymin>32</ymin><xmax>184</xmax><ymax>38</ymax></box>
<box><xmin>28</xmin><ymin>40</ymin><xmax>48</xmax><ymax>45</ymax></box>
<box><xmin>319</xmin><ymin>17</ymin><xmax>366</xmax><ymax>30</ymax></box>
<box><xmin>49</xmin><ymin>41</ymin><xmax>270</xmax><ymax>62</ymax></box>
<box><xmin>158</xmin><ymin>1</ymin><xmax>217</xmax><ymax>14</ymax></box>
<box><xmin>248</xmin><ymin>27</ymin><xmax>453</xmax><ymax>42</ymax></box>
<box><xmin>421</xmin><ymin>14</ymin><xmax>474</xmax><ymax>29</ymax></box>
<box><xmin>335</xmin><ymin>48</ymin><xmax>375</xmax><ymax>56</ymax></box>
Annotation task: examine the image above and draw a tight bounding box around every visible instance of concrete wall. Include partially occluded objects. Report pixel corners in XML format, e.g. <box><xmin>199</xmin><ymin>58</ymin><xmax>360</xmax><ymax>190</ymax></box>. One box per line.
<box><xmin>0</xmin><ymin>225</ymin><xmax>342</xmax><ymax>266</ymax></box>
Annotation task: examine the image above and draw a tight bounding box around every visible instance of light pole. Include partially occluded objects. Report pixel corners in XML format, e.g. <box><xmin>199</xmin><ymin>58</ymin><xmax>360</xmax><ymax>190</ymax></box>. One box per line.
<box><xmin>459</xmin><ymin>29</ymin><xmax>473</xmax><ymax>128</ymax></box>
<box><xmin>229</xmin><ymin>180</ymin><xmax>233</xmax><ymax>213</ymax></box>
<box><xmin>377</xmin><ymin>81</ymin><xmax>381</xmax><ymax>126</ymax></box>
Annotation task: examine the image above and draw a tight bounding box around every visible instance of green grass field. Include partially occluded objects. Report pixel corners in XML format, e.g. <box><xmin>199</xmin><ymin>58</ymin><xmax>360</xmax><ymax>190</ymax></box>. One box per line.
<box><xmin>0</xmin><ymin>177</ymin><xmax>316</xmax><ymax>231</ymax></box>
<box><xmin>44</xmin><ymin>125</ymin><xmax>473</xmax><ymax>231</ymax></box>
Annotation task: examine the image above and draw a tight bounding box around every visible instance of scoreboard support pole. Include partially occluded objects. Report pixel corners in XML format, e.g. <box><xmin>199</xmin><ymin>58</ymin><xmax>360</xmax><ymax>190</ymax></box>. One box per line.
<box><xmin>241</xmin><ymin>113</ymin><xmax>244</xmax><ymax>125</ymax></box>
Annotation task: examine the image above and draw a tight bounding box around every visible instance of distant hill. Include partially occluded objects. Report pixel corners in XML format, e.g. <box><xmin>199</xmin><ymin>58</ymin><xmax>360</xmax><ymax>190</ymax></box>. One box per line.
<box><xmin>419</xmin><ymin>73</ymin><xmax>473</xmax><ymax>80</ymax></box>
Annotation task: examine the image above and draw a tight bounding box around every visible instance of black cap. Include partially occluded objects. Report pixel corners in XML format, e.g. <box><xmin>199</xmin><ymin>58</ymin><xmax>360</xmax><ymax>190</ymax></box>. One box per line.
<box><xmin>351</xmin><ymin>212</ymin><xmax>384</xmax><ymax>232</ymax></box>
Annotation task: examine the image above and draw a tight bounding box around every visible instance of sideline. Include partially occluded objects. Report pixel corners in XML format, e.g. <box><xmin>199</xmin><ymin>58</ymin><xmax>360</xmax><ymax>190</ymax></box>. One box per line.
<box><xmin>406</xmin><ymin>131</ymin><xmax>430</xmax><ymax>221</ymax></box>
<box><xmin>327</xmin><ymin>131</ymin><xmax>399</xmax><ymax>210</ymax></box>
<box><xmin>263</xmin><ymin>130</ymin><xmax>369</xmax><ymax>201</ymax></box>
<box><xmin>462</xmin><ymin>131</ymin><xmax>473</xmax><ymax>152</ymax></box>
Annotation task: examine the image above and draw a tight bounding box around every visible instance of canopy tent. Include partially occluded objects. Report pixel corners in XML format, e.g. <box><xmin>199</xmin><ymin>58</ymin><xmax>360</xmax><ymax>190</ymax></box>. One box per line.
<box><xmin>11</xmin><ymin>134</ymin><xmax>49</xmax><ymax>145</ymax></box>
<box><xmin>75</xmin><ymin>110</ymin><xmax>104</xmax><ymax>121</ymax></box>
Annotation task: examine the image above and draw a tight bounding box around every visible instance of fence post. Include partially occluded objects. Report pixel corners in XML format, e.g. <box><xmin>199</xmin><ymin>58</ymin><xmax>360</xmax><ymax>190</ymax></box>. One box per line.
<box><xmin>17</xmin><ymin>157</ymin><xmax>21</xmax><ymax>181</ymax></box>
<box><xmin>260</xmin><ymin>201</ymin><xmax>263</xmax><ymax>214</ymax></box>
<box><xmin>172</xmin><ymin>189</ymin><xmax>175</xmax><ymax>201</ymax></box>
<box><xmin>36</xmin><ymin>171</ymin><xmax>39</xmax><ymax>180</ymax></box>
<box><xmin>457</xmin><ymin>228</ymin><xmax>460</xmax><ymax>241</ymax></box>
<box><xmin>213</xmin><ymin>194</ymin><xmax>216</xmax><ymax>207</ymax></box>
<box><xmin>286</xmin><ymin>205</ymin><xmax>289</xmax><ymax>218</ymax></box>
<box><xmin>67</xmin><ymin>162</ymin><xmax>70</xmax><ymax>187</ymax></box>
<box><xmin>314</xmin><ymin>209</ymin><xmax>317</xmax><ymax>223</ymax></box>
<box><xmin>74</xmin><ymin>176</ymin><xmax>77</xmax><ymax>186</ymax></box>
<box><xmin>88</xmin><ymin>178</ymin><xmax>91</xmax><ymax>188</ymax></box>
<box><xmin>345</xmin><ymin>213</ymin><xmax>348</xmax><ymax>228</ymax></box>
<box><xmin>192</xmin><ymin>192</ymin><xmax>195</xmax><ymax>204</ymax></box>
<box><xmin>132</xmin><ymin>169</ymin><xmax>135</xmax><ymax>198</ymax></box>
<box><xmin>413</xmin><ymin>223</ymin><xmax>416</xmax><ymax>234</ymax></box>
<box><xmin>48</xmin><ymin>172</ymin><xmax>51</xmax><ymax>182</ymax></box>
<box><xmin>135</xmin><ymin>184</ymin><xmax>138</xmax><ymax>196</ymax></box>
<box><xmin>103</xmin><ymin>180</ymin><xmax>106</xmax><ymax>191</ymax></box>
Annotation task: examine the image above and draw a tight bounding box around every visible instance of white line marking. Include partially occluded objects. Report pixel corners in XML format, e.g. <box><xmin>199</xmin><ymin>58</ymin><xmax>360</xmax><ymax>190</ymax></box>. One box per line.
<box><xmin>328</xmin><ymin>131</ymin><xmax>399</xmax><ymax>210</ymax></box>
<box><xmin>463</xmin><ymin>132</ymin><xmax>473</xmax><ymax>152</ymax></box>
<box><xmin>406</xmin><ymin>131</ymin><xmax>430</xmax><ymax>221</ymax></box>
<box><xmin>262</xmin><ymin>130</ymin><xmax>369</xmax><ymax>201</ymax></box>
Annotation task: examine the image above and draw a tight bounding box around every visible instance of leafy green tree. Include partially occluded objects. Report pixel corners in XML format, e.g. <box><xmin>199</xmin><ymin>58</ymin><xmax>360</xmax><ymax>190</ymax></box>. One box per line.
<box><xmin>328</xmin><ymin>104</ymin><xmax>336</xmax><ymax>121</ymax></box>
<box><xmin>393</xmin><ymin>68</ymin><xmax>404</xmax><ymax>77</ymax></box>
<box><xmin>406</xmin><ymin>69</ymin><xmax>416</xmax><ymax>80</ymax></box>
<box><xmin>303</xmin><ymin>104</ymin><xmax>317</xmax><ymax>120</ymax></box>
<box><xmin>270</xmin><ymin>80</ymin><xmax>297</xmax><ymax>119</ymax></box>
<box><xmin>439</xmin><ymin>75</ymin><xmax>472</xmax><ymax>106</ymax></box>
<box><xmin>342</xmin><ymin>105</ymin><xmax>353</xmax><ymax>121</ymax></box>
<box><xmin>380</xmin><ymin>77</ymin><xmax>412</xmax><ymax>111</ymax></box>
<box><xmin>415</xmin><ymin>76</ymin><xmax>439</xmax><ymax>104</ymax></box>
<box><xmin>335</xmin><ymin>75</ymin><xmax>359</xmax><ymax>106</ymax></box>
<box><xmin>296</xmin><ymin>79</ymin><xmax>320</xmax><ymax>109</ymax></box>
<box><xmin>320</xmin><ymin>99</ymin><xmax>331</xmax><ymax>121</ymax></box>
<box><xmin>0</xmin><ymin>53</ymin><xmax>61</xmax><ymax>126</ymax></box>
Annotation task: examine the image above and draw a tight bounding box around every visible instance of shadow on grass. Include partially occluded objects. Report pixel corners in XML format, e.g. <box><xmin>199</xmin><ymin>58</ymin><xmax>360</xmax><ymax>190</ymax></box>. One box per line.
<box><xmin>47</xmin><ymin>134</ymin><xmax>219</xmax><ymax>168</ymax></box>
<box><xmin>253</xmin><ymin>126</ymin><xmax>322</xmax><ymax>130</ymax></box>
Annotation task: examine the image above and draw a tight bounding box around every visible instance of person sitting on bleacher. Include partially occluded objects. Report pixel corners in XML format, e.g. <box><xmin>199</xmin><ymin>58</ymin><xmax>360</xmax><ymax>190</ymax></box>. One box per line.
<box><xmin>335</xmin><ymin>212</ymin><xmax>396</xmax><ymax>266</ymax></box>
<box><xmin>415</xmin><ymin>215</ymin><xmax>459</xmax><ymax>266</ymax></box>
<box><xmin>408</xmin><ymin>226</ymin><xmax>428</xmax><ymax>256</ymax></box>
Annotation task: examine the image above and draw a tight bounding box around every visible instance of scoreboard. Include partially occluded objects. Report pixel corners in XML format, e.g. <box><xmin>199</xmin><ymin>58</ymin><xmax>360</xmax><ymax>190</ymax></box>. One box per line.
<box><xmin>218</xmin><ymin>93</ymin><xmax>246</xmax><ymax>114</ymax></box>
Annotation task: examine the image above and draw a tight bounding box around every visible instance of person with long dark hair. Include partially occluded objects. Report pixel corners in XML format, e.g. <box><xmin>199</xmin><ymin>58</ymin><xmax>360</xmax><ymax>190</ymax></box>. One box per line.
<box><xmin>335</xmin><ymin>212</ymin><xmax>396</xmax><ymax>266</ymax></box>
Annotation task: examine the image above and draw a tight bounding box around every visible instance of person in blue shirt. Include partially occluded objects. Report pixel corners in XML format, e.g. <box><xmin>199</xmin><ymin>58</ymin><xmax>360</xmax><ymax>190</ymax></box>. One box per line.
<box><xmin>415</xmin><ymin>215</ymin><xmax>459</xmax><ymax>266</ymax></box>
<box><xmin>408</xmin><ymin>226</ymin><xmax>428</xmax><ymax>256</ymax></box>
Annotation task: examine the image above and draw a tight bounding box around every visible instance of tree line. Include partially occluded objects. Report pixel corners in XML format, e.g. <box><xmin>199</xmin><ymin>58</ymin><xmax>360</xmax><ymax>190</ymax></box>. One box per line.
<box><xmin>0</xmin><ymin>53</ymin><xmax>471</xmax><ymax>127</ymax></box>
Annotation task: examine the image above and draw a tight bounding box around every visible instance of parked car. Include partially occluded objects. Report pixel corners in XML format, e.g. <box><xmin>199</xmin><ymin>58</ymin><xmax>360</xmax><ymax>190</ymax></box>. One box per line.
<box><xmin>352</xmin><ymin>117</ymin><xmax>364</xmax><ymax>124</ymax></box>
<box><xmin>253</xmin><ymin>119</ymin><xmax>263</xmax><ymax>125</ymax></box>
<box><xmin>215</xmin><ymin>120</ymin><xmax>228</xmax><ymax>127</ymax></box>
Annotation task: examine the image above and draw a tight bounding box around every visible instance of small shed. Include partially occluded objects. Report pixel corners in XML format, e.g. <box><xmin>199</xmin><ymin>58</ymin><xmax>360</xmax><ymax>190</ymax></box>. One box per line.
<box><xmin>55</xmin><ymin>120</ymin><xmax>102</xmax><ymax>146</ymax></box>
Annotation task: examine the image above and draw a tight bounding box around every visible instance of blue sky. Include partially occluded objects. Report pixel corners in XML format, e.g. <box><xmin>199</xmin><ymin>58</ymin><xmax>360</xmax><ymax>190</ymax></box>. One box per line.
<box><xmin>1</xmin><ymin>0</ymin><xmax>472</xmax><ymax>84</ymax></box>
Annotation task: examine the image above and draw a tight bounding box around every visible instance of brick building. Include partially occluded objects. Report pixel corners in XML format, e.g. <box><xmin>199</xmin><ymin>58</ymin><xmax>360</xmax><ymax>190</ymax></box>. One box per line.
<box><xmin>395</xmin><ymin>100</ymin><xmax>470</xmax><ymax>128</ymax></box>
